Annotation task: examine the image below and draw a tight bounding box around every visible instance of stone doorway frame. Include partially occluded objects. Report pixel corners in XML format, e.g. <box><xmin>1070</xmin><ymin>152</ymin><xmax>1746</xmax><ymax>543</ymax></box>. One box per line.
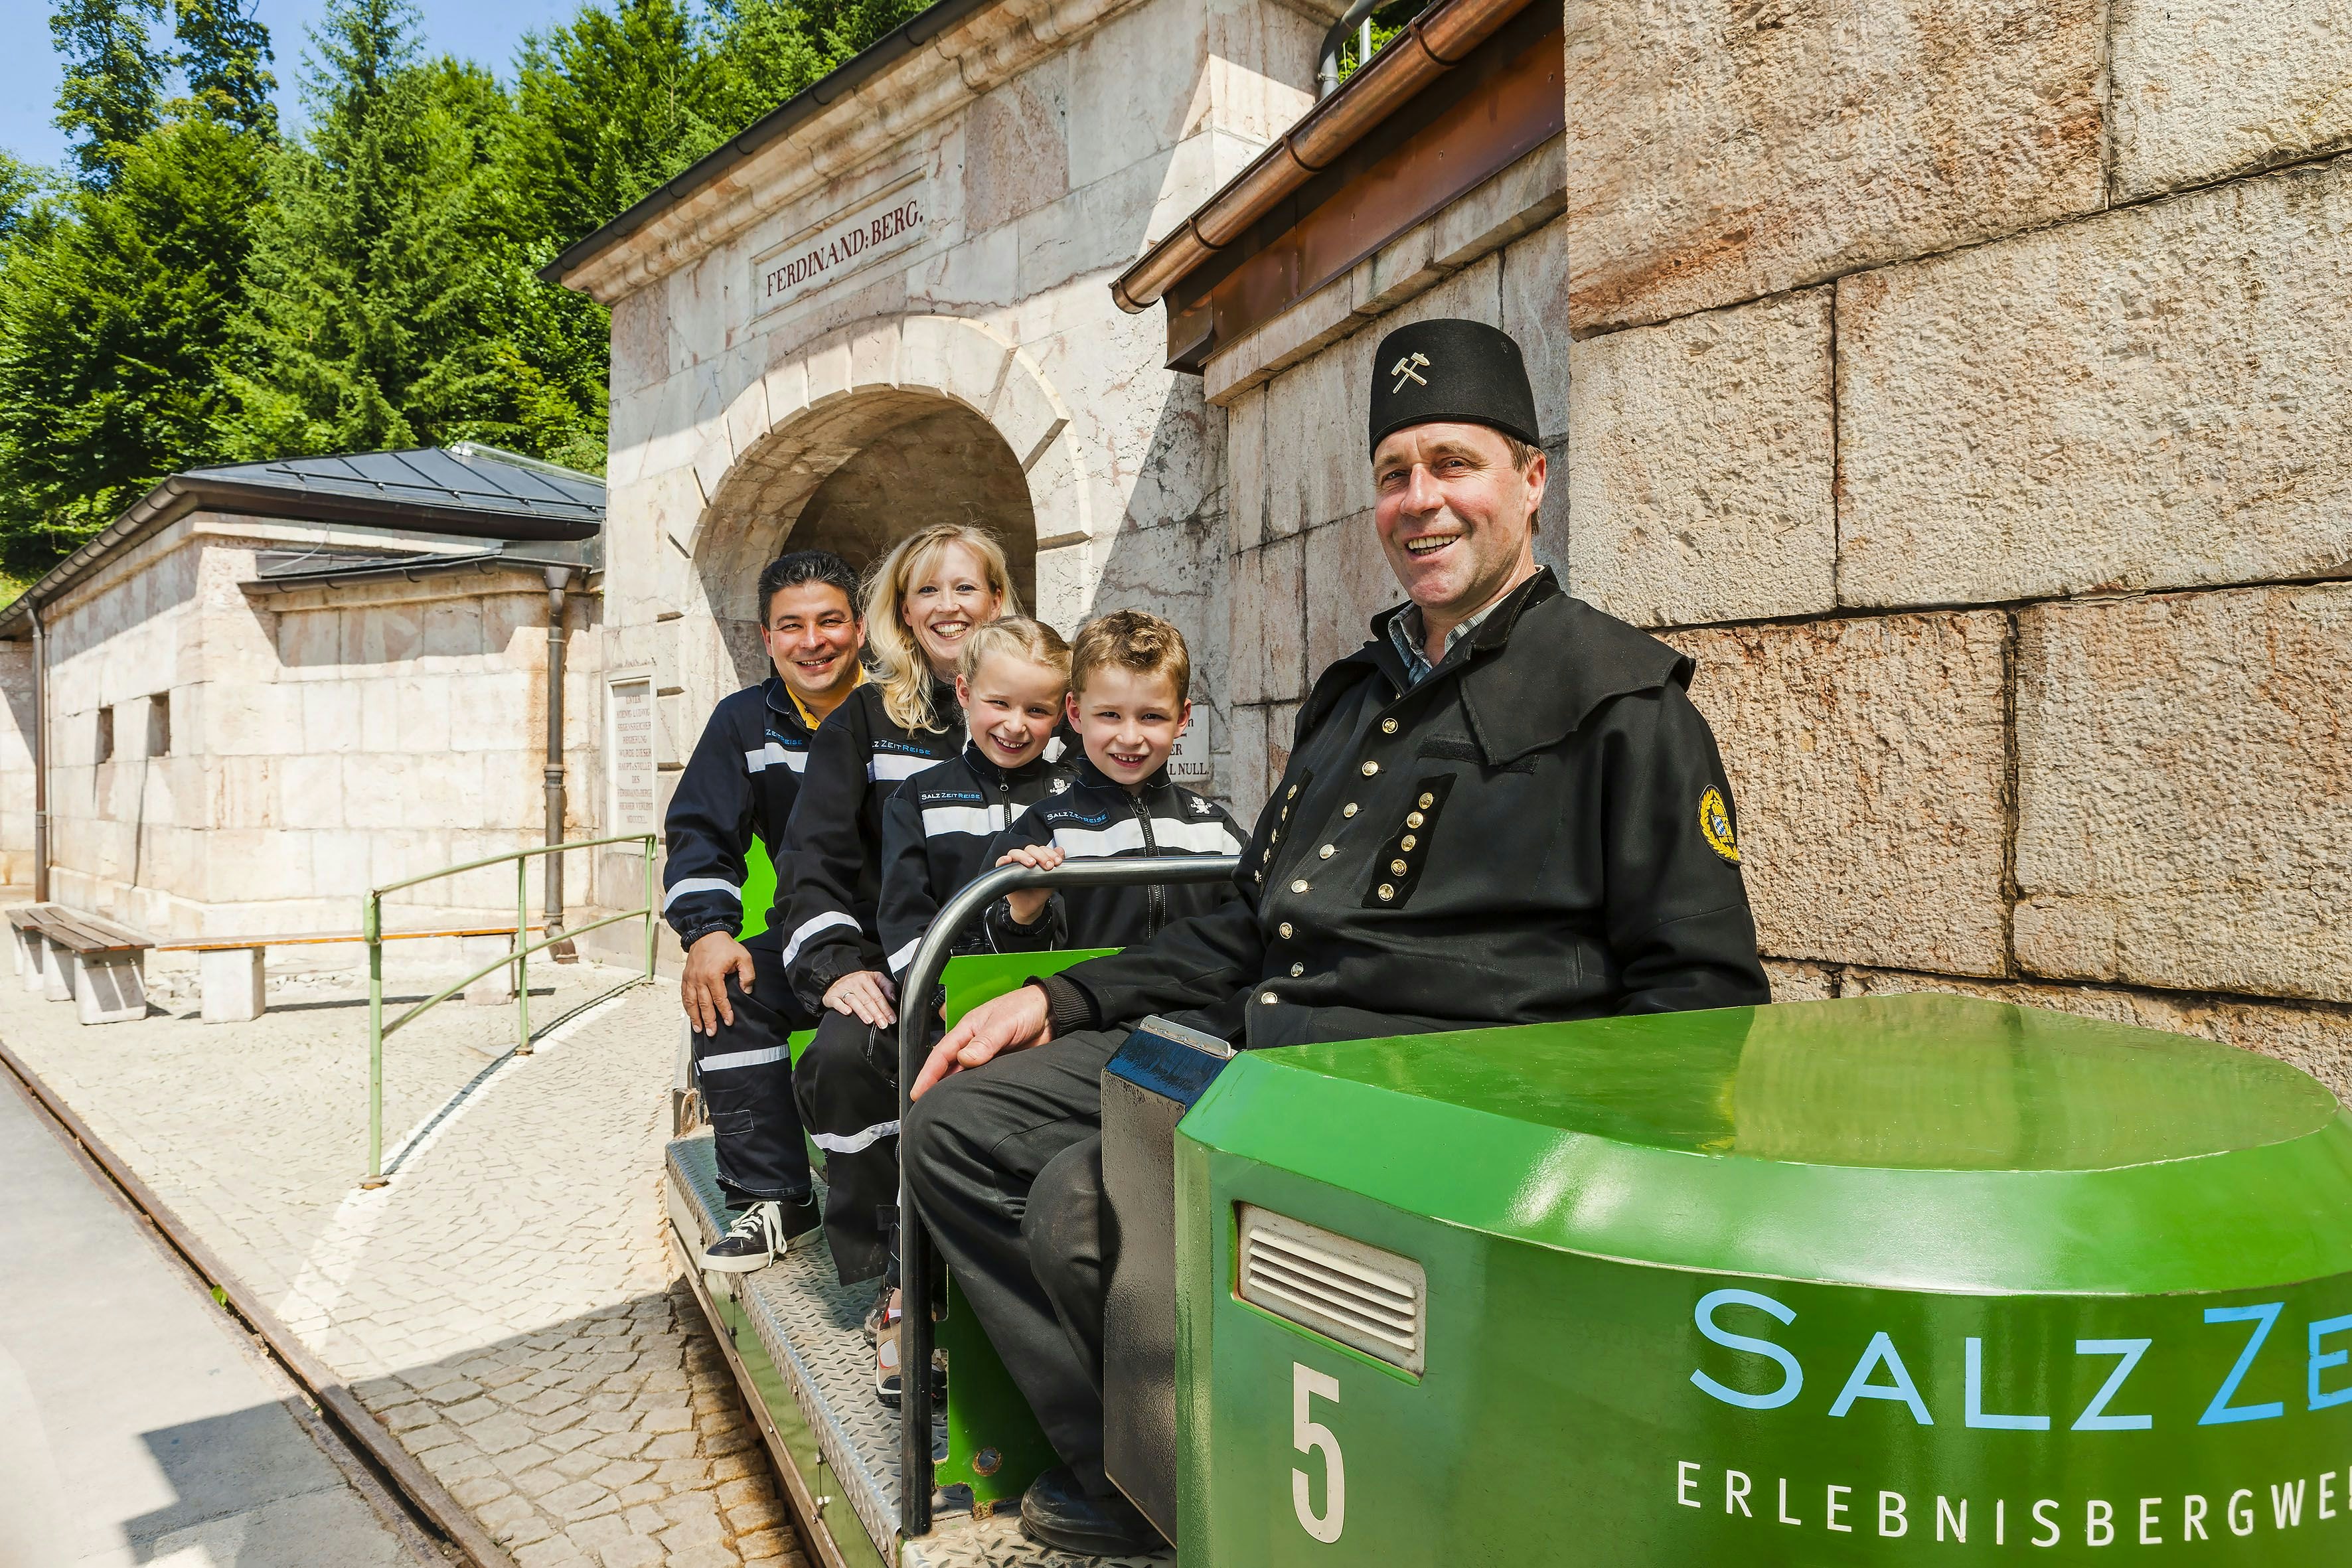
<box><xmin>687</xmin><ymin>313</ymin><xmax>1097</xmax><ymax>629</ymax></box>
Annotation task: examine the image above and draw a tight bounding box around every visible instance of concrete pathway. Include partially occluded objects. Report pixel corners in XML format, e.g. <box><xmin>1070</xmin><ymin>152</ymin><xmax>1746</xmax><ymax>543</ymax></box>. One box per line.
<box><xmin>1</xmin><ymin>970</ymin><xmax>807</xmax><ymax>1568</ymax></box>
<box><xmin>0</xmin><ymin>1070</ymin><xmax>424</xmax><ymax>1568</ymax></box>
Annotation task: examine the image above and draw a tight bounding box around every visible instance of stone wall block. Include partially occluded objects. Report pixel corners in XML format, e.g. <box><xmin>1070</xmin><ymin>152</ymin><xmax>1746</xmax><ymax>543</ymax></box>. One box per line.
<box><xmin>449</xmin><ymin>672</ymin><xmax>532</xmax><ymax>755</ymax></box>
<box><xmin>358</xmin><ymin>676</ymin><xmax>400</xmax><ymax>753</ymax></box>
<box><xmin>2112</xmin><ymin>0</ymin><xmax>2352</xmax><ymax>199</ymax></box>
<box><xmin>420</xmin><ymin>596</ymin><xmax>483</xmax><ymax>661</ymax></box>
<box><xmin>1568</xmin><ymin>290</ymin><xmax>1836</xmax><ymax>628</ymax></box>
<box><xmin>1764</xmin><ymin>961</ymin><xmax>1839</xmax><ymax>1002</ymax></box>
<box><xmin>990</xmin><ymin>349</ymin><xmax>1070</xmax><ymax>471</ymax></box>
<box><xmin>277</xmin><ymin>754</ymin><xmax>342</xmax><ymax>832</ymax></box>
<box><xmin>1228</xmin><ymin>536</ymin><xmax>1304</xmax><ymax>706</ymax></box>
<box><xmin>2015</xmin><ymin>586</ymin><xmax>2352</xmax><ymax>1002</ymax></box>
<box><xmin>1223</xmin><ymin>702</ymin><xmax>1271</xmax><ymax>827</ymax></box>
<box><xmin>1666</xmin><ymin>612</ymin><xmax>2012</xmax><ymax>977</ymax></box>
<box><xmin>1225</xmin><ymin>388</ymin><xmax>1267</xmax><ymax>555</ymax></box>
<box><xmin>1840</xmin><ymin>156</ymin><xmax>2352</xmax><ymax>607</ymax></box>
<box><xmin>303</xmin><ymin>681</ymin><xmax>362</xmax><ymax>757</ymax></box>
<box><xmin>1565</xmin><ymin>0</ymin><xmax>2106</xmax><ymax>331</ymax></box>
<box><xmin>963</xmin><ymin>70</ymin><xmax>1071</xmax><ymax>234</ymax></box>
<box><xmin>396</xmin><ymin>674</ymin><xmax>452</xmax><ymax>754</ymax></box>
<box><xmin>1499</xmin><ymin>213</ymin><xmax>1571</xmax><ymax>447</ymax></box>
<box><xmin>1841</xmin><ymin>967</ymin><xmax>2352</xmax><ymax>1109</ymax></box>
<box><xmin>1300</xmin><ymin>512</ymin><xmax>1394</xmax><ymax>676</ymax></box>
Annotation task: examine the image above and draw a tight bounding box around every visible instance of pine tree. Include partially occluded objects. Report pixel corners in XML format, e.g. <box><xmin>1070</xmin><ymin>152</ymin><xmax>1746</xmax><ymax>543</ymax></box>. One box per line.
<box><xmin>51</xmin><ymin>0</ymin><xmax>171</xmax><ymax>189</ymax></box>
<box><xmin>224</xmin><ymin>0</ymin><xmax>605</xmax><ymax>465</ymax></box>
<box><xmin>174</xmin><ymin>0</ymin><xmax>277</xmax><ymax>136</ymax></box>
<box><xmin>0</xmin><ymin>118</ymin><xmax>264</xmax><ymax>572</ymax></box>
<box><xmin>510</xmin><ymin>0</ymin><xmax>734</xmax><ymax>246</ymax></box>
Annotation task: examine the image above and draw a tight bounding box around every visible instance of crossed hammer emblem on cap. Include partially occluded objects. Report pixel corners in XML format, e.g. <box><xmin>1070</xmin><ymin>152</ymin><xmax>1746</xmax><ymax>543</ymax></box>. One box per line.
<box><xmin>1389</xmin><ymin>352</ymin><xmax>1431</xmax><ymax>393</ymax></box>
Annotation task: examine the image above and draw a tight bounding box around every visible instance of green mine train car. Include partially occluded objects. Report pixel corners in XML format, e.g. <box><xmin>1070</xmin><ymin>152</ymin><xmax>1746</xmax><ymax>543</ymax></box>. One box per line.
<box><xmin>666</xmin><ymin>946</ymin><xmax>2352</xmax><ymax>1567</ymax></box>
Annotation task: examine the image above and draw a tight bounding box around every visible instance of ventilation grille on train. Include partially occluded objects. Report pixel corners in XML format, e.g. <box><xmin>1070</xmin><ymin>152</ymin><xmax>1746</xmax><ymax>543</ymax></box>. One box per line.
<box><xmin>1237</xmin><ymin>1206</ymin><xmax>1426</xmax><ymax>1375</ymax></box>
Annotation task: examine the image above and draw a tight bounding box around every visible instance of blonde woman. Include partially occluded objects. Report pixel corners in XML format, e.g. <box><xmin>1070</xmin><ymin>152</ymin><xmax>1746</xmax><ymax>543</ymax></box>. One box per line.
<box><xmin>773</xmin><ymin>522</ymin><xmax>1018</xmax><ymax>1298</ymax></box>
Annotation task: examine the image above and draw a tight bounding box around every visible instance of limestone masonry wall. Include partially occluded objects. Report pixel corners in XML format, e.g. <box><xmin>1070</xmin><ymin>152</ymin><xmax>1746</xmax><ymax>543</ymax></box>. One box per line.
<box><xmin>9</xmin><ymin>514</ymin><xmax>609</xmax><ymax>941</ymax></box>
<box><xmin>1216</xmin><ymin>1</ymin><xmax>2352</xmax><ymax>1097</ymax></box>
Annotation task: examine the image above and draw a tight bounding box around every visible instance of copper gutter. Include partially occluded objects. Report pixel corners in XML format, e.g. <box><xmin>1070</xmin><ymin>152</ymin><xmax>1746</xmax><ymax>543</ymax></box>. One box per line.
<box><xmin>1110</xmin><ymin>0</ymin><xmax>1528</xmax><ymax>314</ymax></box>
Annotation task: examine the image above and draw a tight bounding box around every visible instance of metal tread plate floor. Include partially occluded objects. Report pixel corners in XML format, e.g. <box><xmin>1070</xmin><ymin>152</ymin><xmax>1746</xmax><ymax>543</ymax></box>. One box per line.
<box><xmin>666</xmin><ymin>1135</ymin><xmax>1171</xmax><ymax>1568</ymax></box>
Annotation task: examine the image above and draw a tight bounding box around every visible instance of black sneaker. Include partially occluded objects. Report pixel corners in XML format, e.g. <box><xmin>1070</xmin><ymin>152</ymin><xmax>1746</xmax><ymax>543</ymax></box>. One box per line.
<box><xmin>1018</xmin><ymin>1464</ymin><xmax>1164</xmax><ymax>1556</ymax></box>
<box><xmin>704</xmin><ymin>1201</ymin><xmax>796</xmax><ymax>1273</ymax></box>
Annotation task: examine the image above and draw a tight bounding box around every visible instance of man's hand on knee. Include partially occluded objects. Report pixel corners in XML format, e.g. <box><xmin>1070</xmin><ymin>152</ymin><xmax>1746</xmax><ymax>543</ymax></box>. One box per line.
<box><xmin>681</xmin><ymin>931</ymin><xmax>756</xmax><ymax>1036</ymax></box>
<box><xmin>911</xmin><ymin>983</ymin><xmax>1054</xmax><ymax>1099</ymax></box>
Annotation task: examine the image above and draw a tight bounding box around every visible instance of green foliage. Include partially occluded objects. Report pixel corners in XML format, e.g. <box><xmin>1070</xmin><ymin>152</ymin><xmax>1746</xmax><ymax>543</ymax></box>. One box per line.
<box><xmin>173</xmin><ymin>0</ymin><xmax>278</xmax><ymax>136</ymax></box>
<box><xmin>0</xmin><ymin>155</ymin><xmax>61</xmax><ymax>249</ymax></box>
<box><xmin>1</xmin><ymin>0</ymin><xmax>941</xmax><ymax>580</ymax></box>
<box><xmin>52</xmin><ymin>0</ymin><xmax>171</xmax><ymax>189</ymax></box>
<box><xmin>0</xmin><ymin>117</ymin><xmax>264</xmax><ymax>574</ymax></box>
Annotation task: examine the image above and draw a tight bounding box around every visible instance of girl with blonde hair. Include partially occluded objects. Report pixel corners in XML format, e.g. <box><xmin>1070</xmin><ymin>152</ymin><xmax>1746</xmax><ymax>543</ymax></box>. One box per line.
<box><xmin>771</xmin><ymin>522</ymin><xmax>1018</xmax><ymax>1298</ymax></box>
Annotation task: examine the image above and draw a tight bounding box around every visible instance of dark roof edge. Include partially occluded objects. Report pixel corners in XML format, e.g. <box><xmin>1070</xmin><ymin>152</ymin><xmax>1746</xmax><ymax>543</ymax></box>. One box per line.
<box><xmin>0</xmin><ymin>474</ymin><xmax>601</xmax><ymax>641</ymax></box>
<box><xmin>538</xmin><ymin>0</ymin><xmax>1006</xmax><ymax>291</ymax></box>
<box><xmin>241</xmin><ymin>550</ymin><xmax>601</xmax><ymax>595</ymax></box>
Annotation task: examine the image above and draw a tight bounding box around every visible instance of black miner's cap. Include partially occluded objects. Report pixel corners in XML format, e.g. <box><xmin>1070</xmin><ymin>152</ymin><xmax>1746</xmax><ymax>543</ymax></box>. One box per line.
<box><xmin>1368</xmin><ymin>319</ymin><xmax>1541</xmax><ymax>457</ymax></box>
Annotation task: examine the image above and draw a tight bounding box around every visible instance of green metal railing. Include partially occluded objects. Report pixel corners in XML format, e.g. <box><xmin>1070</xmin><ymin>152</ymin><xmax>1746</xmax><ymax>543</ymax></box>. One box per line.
<box><xmin>362</xmin><ymin>832</ymin><xmax>657</xmax><ymax>1186</ymax></box>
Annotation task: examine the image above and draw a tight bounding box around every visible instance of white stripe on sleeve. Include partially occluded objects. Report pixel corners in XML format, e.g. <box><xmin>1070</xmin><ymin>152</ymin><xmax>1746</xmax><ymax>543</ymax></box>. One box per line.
<box><xmin>745</xmin><ymin>743</ymin><xmax>809</xmax><ymax>774</ymax></box>
<box><xmin>867</xmin><ymin>753</ymin><xmax>933</xmax><ymax>782</ymax></box>
<box><xmin>886</xmin><ymin>936</ymin><xmax>920</xmax><ymax>975</ymax></box>
<box><xmin>921</xmin><ymin>804</ymin><xmax>1008</xmax><ymax>838</ymax></box>
<box><xmin>780</xmin><ymin>910</ymin><xmax>860</xmax><ymax>965</ymax></box>
<box><xmin>662</xmin><ymin>876</ymin><xmax>742</xmax><ymax>913</ymax></box>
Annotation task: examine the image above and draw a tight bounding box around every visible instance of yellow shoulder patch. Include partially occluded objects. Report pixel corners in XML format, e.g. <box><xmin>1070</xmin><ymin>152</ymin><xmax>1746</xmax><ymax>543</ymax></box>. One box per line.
<box><xmin>1699</xmin><ymin>787</ymin><xmax>1739</xmax><ymax>864</ymax></box>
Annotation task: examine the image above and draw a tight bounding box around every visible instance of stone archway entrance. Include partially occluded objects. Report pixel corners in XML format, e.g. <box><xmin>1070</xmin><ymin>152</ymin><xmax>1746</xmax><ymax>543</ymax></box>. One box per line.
<box><xmin>696</xmin><ymin>388</ymin><xmax>1038</xmax><ymax>686</ymax></box>
<box><xmin>794</xmin><ymin>404</ymin><xmax>1037</xmax><ymax>604</ymax></box>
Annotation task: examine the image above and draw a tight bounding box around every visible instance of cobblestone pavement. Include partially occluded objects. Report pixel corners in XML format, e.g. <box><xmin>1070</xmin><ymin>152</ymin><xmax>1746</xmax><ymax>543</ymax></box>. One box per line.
<box><xmin>1</xmin><ymin>965</ymin><xmax>809</xmax><ymax>1568</ymax></box>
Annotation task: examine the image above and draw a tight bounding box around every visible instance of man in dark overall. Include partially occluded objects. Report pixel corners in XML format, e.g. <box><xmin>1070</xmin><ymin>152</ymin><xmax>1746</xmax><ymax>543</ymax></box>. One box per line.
<box><xmin>666</xmin><ymin>550</ymin><xmax>866</xmax><ymax>1271</ymax></box>
<box><xmin>903</xmin><ymin>319</ymin><xmax>1772</xmax><ymax>1555</ymax></box>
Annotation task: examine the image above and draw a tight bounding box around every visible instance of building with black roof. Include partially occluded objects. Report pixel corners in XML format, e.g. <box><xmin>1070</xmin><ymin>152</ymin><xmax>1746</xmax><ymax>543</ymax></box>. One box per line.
<box><xmin>0</xmin><ymin>446</ymin><xmax>627</xmax><ymax>968</ymax></box>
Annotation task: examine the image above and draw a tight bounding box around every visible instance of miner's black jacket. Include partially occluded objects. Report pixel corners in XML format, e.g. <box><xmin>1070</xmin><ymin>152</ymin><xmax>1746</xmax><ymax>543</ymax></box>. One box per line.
<box><xmin>984</xmin><ymin>755</ymin><xmax>1247</xmax><ymax>954</ymax></box>
<box><xmin>1042</xmin><ymin>570</ymin><xmax>1769</xmax><ymax>1048</ymax></box>
<box><xmin>663</xmin><ymin>676</ymin><xmax>816</xmax><ymax>955</ymax></box>
<box><xmin>773</xmin><ymin>678</ymin><xmax>964</xmax><ymax>1013</ymax></box>
<box><xmin>875</xmin><ymin>743</ymin><xmax>1073</xmax><ymax>980</ymax></box>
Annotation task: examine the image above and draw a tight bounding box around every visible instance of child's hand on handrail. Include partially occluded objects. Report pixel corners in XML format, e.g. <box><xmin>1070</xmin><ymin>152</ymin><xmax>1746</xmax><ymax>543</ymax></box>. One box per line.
<box><xmin>995</xmin><ymin>844</ymin><xmax>1067</xmax><ymax>928</ymax></box>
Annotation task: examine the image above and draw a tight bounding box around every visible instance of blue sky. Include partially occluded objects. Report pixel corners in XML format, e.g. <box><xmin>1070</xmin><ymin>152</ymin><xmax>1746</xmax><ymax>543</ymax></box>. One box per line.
<box><xmin>2</xmin><ymin>0</ymin><xmax>586</xmax><ymax>169</ymax></box>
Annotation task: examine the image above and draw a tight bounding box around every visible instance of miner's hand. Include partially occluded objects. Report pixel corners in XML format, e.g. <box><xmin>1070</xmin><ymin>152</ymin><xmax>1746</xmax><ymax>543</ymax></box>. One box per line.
<box><xmin>911</xmin><ymin>983</ymin><xmax>1054</xmax><ymax>1098</ymax></box>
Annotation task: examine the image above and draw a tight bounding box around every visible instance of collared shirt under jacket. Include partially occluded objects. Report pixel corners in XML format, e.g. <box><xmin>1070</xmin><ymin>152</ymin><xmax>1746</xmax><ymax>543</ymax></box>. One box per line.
<box><xmin>772</xmin><ymin>678</ymin><xmax>964</xmax><ymax>1013</ymax></box>
<box><xmin>1044</xmin><ymin>569</ymin><xmax>1769</xmax><ymax>1048</ymax></box>
<box><xmin>663</xmin><ymin>675</ymin><xmax>817</xmax><ymax>953</ymax></box>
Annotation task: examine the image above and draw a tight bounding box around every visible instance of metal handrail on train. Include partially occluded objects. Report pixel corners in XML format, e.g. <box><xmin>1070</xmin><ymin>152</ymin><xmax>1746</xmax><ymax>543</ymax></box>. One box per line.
<box><xmin>894</xmin><ymin>853</ymin><xmax>1242</xmax><ymax>1536</ymax></box>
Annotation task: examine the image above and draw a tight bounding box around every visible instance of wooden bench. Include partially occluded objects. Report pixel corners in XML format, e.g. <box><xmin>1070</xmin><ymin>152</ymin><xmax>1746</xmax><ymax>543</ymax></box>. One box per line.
<box><xmin>8</xmin><ymin>905</ymin><xmax>154</xmax><ymax>1024</ymax></box>
<box><xmin>153</xmin><ymin>925</ymin><xmax>545</xmax><ymax>1024</ymax></box>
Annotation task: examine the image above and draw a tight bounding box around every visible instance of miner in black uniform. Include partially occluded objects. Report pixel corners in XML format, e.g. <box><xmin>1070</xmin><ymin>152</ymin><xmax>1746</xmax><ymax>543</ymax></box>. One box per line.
<box><xmin>902</xmin><ymin>319</ymin><xmax>1771</xmax><ymax>1555</ymax></box>
<box><xmin>666</xmin><ymin>549</ymin><xmax>865</xmax><ymax>1272</ymax></box>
